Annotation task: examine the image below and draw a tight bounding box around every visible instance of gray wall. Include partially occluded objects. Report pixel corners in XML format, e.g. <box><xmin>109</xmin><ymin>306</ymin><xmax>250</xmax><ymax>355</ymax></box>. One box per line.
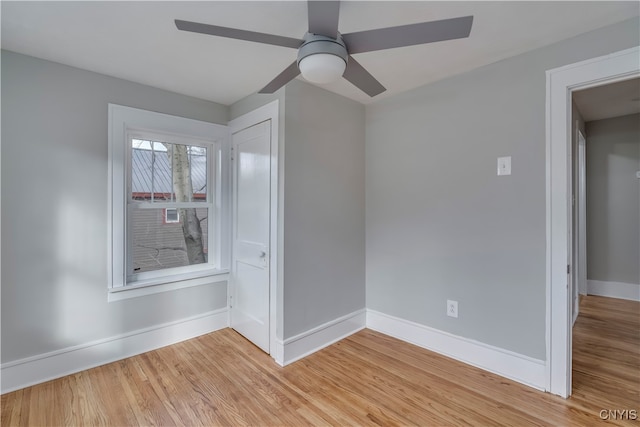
<box><xmin>1</xmin><ymin>51</ymin><xmax>229</xmax><ymax>363</ymax></box>
<box><xmin>282</xmin><ymin>80</ymin><xmax>366</xmax><ymax>338</ymax></box>
<box><xmin>586</xmin><ymin>113</ymin><xmax>640</xmax><ymax>285</ymax></box>
<box><xmin>365</xmin><ymin>17</ymin><xmax>639</xmax><ymax>360</ymax></box>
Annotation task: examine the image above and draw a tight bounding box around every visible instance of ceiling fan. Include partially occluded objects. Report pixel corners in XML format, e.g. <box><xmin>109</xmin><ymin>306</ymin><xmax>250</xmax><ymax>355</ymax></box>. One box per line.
<box><xmin>175</xmin><ymin>1</ymin><xmax>473</xmax><ymax>97</ymax></box>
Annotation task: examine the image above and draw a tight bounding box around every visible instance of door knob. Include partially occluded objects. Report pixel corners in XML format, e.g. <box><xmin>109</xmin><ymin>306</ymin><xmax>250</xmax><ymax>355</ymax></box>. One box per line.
<box><xmin>260</xmin><ymin>251</ymin><xmax>267</xmax><ymax>258</ymax></box>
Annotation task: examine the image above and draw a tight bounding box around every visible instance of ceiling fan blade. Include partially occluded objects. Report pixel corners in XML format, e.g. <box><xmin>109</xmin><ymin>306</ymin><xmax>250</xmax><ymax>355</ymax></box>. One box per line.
<box><xmin>343</xmin><ymin>56</ymin><xmax>386</xmax><ymax>97</ymax></box>
<box><xmin>259</xmin><ymin>61</ymin><xmax>301</xmax><ymax>93</ymax></box>
<box><xmin>175</xmin><ymin>19</ymin><xmax>303</xmax><ymax>49</ymax></box>
<box><xmin>308</xmin><ymin>0</ymin><xmax>341</xmax><ymax>38</ymax></box>
<box><xmin>342</xmin><ymin>15</ymin><xmax>473</xmax><ymax>54</ymax></box>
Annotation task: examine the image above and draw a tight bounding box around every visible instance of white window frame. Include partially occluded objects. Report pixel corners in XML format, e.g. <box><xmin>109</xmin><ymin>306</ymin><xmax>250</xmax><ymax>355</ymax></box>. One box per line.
<box><xmin>108</xmin><ymin>104</ymin><xmax>230</xmax><ymax>300</ymax></box>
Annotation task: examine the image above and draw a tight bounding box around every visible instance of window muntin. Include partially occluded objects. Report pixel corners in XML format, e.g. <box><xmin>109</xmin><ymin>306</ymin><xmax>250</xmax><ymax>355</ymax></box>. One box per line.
<box><xmin>126</xmin><ymin>133</ymin><xmax>216</xmax><ymax>283</ymax></box>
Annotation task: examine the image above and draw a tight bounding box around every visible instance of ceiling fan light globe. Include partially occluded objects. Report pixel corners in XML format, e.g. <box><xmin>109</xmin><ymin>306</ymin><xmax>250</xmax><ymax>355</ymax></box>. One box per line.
<box><xmin>298</xmin><ymin>53</ymin><xmax>346</xmax><ymax>84</ymax></box>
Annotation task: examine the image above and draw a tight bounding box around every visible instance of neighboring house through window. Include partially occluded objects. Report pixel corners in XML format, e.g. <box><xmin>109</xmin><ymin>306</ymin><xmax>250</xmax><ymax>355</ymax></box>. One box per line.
<box><xmin>108</xmin><ymin>104</ymin><xmax>229</xmax><ymax>296</ymax></box>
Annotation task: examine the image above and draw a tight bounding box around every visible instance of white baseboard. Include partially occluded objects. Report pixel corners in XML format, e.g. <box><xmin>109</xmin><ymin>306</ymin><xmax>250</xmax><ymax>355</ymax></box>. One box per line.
<box><xmin>276</xmin><ymin>309</ymin><xmax>366</xmax><ymax>366</ymax></box>
<box><xmin>366</xmin><ymin>309</ymin><xmax>546</xmax><ymax>391</ymax></box>
<box><xmin>1</xmin><ymin>308</ymin><xmax>228</xmax><ymax>394</ymax></box>
<box><xmin>587</xmin><ymin>280</ymin><xmax>640</xmax><ymax>301</ymax></box>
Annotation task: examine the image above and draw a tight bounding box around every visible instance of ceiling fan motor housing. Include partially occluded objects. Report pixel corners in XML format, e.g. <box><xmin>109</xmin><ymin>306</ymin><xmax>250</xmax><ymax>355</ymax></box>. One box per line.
<box><xmin>297</xmin><ymin>33</ymin><xmax>348</xmax><ymax>66</ymax></box>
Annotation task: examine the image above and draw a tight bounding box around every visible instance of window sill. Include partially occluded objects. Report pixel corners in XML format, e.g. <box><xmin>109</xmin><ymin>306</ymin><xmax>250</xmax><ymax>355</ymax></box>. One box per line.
<box><xmin>108</xmin><ymin>269</ymin><xmax>229</xmax><ymax>302</ymax></box>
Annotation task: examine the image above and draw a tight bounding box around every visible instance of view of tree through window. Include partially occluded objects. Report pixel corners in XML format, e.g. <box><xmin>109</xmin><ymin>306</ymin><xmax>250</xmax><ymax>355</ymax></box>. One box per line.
<box><xmin>129</xmin><ymin>139</ymin><xmax>210</xmax><ymax>274</ymax></box>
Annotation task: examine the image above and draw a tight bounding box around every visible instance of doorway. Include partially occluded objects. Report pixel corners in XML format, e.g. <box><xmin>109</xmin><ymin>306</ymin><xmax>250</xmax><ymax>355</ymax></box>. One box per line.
<box><xmin>546</xmin><ymin>46</ymin><xmax>639</xmax><ymax>398</ymax></box>
<box><xmin>573</xmin><ymin>78</ymin><xmax>640</xmax><ymax>303</ymax></box>
<box><xmin>570</xmin><ymin>79</ymin><xmax>640</xmax><ymax>405</ymax></box>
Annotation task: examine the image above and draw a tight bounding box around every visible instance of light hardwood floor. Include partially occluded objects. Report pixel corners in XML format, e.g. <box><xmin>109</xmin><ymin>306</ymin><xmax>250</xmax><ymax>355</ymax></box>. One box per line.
<box><xmin>2</xmin><ymin>295</ymin><xmax>638</xmax><ymax>426</ymax></box>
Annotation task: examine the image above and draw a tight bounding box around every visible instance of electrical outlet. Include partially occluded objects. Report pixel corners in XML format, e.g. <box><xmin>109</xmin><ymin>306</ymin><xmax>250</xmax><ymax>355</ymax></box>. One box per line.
<box><xmin>447</xmin><ymin>300</ymin><xmax>458</xmax><ymax>318</ymax></box>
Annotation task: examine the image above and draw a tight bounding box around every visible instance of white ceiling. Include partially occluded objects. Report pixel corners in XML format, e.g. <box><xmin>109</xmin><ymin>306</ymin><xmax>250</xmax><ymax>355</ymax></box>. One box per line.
<box><xmin>573</xmin><ymin>77</ymin><xmax>640</xmax><ymax>122</ymax></box>
<box><xmin>2</xmin><ymin>1</ymin><xmax>638</xmax><ymax>106</ymax></box>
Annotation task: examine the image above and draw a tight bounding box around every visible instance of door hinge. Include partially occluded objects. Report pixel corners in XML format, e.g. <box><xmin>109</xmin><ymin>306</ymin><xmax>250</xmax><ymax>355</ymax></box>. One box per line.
<box><xmin>567</xmin><ymin>264</ymin><xmax>571</xmax><ymax>274</ymax></box>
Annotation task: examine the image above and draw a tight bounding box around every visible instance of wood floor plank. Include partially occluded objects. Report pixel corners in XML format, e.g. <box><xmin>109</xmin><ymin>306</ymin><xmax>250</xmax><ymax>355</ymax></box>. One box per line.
<box><xmin>343</xmin><ymin>332</ymin><xmax>570</xmax><ymax>426</ymax></box>
<box><xmin>329</xmin><ymin>338</ymin><xmax>537</xmax><ymax>426</ymax></box>
<box><xmin>2</xmin><ymin>295</ymin><xmax>638</xmax><ymax>426</ymax></box>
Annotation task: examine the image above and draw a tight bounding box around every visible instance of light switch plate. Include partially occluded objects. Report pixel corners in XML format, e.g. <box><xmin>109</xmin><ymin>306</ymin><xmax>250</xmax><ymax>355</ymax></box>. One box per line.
<box><xmin>497</xmin><ymin>156</ymin><xmax>511</xmax><ymax>176</ymax></box>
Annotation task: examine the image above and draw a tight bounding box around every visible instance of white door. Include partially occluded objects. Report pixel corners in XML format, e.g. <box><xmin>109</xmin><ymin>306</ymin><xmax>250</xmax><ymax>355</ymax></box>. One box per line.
<box><xmin>231</xmin><ymin>120</ymin><xmax>271</xmax><ymax>352</ymax></box>
<box><xmin>577</xmin><ymin>131</ymin><xmax>587</xmax><ymax>298</ymax></box>
<box><xmin>572</xmin><ymin>129</ymin><xmax>587</xmax><ymax>326</ymax></box>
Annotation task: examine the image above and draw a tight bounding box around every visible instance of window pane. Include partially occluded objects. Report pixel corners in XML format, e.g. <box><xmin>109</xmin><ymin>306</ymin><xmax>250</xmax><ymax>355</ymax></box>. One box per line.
<box><xmin>187</xmin><ymin>146</ymin><xmax>208</xmax><ymax>202</ymax></box>
<box><xmin>130</xmin><ymin>207</ymin><xmax>209</xmax><ymax>274</ymax></box>
<box><xmin>131</xmin><ymin>139</ymin><xmax>207</xmax><ymax>202</ymax></box>
<box><xmin>152</xmin><ymin>142</ymin><xmax>173</xmax><ymax>201</ymax></box>
<box><xmin>131</xmin><ymin>140</ymin><xmax>153</xmax><ymax>201</ymax></box>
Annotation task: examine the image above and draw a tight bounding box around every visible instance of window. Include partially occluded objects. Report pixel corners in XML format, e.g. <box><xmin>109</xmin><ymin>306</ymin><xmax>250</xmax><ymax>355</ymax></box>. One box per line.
<box><xmin>128</xmin><ymin>135</ymin><xmax>212</xmax><ymax>278</ymax></box>
<box><xmin>164</xmin><ymin>208</ymin><xmax>180</xmax><ymax>224</ymax></box>
<box><xmin>109</xmin><ymin>104</ymin><xmax>229</xmax><ymax>294</ymax></box>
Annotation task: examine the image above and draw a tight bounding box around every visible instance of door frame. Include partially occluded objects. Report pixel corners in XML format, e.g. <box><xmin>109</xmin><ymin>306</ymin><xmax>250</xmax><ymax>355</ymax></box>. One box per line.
<box><xmin>228</xmin><ymin>100</ymin><xmax>280</xmax><ymax>361</ymax></box>
<box><xmin>545</xmin><ymin>46</ymin><xmax>639</xmax><ymax>398</ymax></box>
